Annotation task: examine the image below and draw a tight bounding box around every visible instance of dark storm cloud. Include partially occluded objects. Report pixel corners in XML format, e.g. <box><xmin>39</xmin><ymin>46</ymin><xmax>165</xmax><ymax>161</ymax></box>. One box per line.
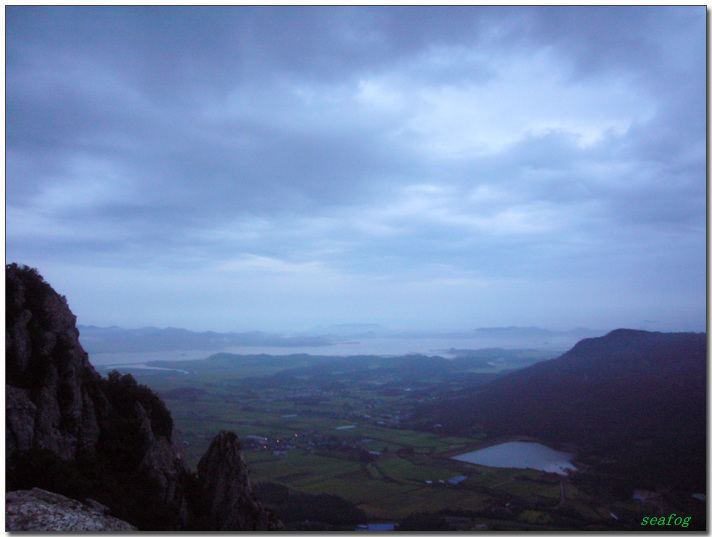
<box><xmin>6</xmin><ymin>6</ymin><xmax>705</xmax><ymax>332</ymax></box>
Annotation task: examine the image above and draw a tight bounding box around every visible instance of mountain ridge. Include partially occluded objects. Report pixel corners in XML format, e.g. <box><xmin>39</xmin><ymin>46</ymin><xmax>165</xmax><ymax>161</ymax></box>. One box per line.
<box><xmin>415</xmin><ymin>328</ymin><xmax>706</xmax><ymax>493</ymax></box>
<box><xmin>77</xmin><ymin>324</ymin><xmax>333</xmax><ymax>353</ymax></box>
<box><xmin>78</xmin><ymin>323</ymin><xmax>608</xmax><ymax>354</ymax></box>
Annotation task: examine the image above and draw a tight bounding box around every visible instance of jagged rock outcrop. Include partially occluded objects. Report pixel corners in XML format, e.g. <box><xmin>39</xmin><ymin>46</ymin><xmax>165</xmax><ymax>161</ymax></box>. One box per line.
<box><xmin>198</xmin><ymin>431</ymin><xmax>283</xmax><ymax>530</ymax></box>
<box><xmin>5</xmin><ymin>264</ymin><xmax>281</xmax><ymax>530</ymax></box>
<box><xmin>6</xmin><ymin>488</ymin><xmax>137</xmax><ymax>531</ymax></box>
<box><xmin>133</xmin><ymin>400</ymin><xmax>189</xmax><ymax>524</ymax></box>
<box><xmin>6</xmin><ymin>385</ymin><xmax>37</xmax><ymax>455</ymax></box>
<box><xmin>6</xmin><ymin>265</ymin><xmax>106</xmax><ymax>463</ymax></box>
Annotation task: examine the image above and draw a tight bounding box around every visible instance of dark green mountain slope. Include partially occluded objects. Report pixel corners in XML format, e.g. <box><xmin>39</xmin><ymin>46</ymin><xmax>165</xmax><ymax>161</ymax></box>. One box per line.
<box><xmin>415</xmin><ymin>329</ymin><xmax>706</xmax><ymax>493</ymax></box>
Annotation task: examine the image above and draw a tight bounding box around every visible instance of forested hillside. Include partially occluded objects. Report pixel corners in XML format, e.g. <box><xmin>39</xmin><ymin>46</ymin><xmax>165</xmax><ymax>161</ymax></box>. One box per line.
<box><xmin>413</xmin><ymin>329</ymin><xmax>706</xmax><ymax>493</ymax></box>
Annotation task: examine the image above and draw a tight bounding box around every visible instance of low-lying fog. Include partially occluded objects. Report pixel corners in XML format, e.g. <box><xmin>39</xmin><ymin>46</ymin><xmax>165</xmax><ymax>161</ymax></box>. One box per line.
<box><xmin>87</xmin><ymin>333</ymin><xmax>589</xmax><ymax>367</ymax></box>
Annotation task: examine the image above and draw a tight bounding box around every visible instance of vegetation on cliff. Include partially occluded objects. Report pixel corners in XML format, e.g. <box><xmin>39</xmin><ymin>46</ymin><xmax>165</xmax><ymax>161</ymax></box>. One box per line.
<box><xmin>5</xmin><ymin>263</ymin><xmax>281</xmax><ymax>530</ymax></box>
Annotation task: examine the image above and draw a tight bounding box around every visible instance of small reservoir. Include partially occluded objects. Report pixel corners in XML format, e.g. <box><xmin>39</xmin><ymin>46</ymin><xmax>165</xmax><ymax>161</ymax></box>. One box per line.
<box><xmin>453</xmin><ymin>441</ymin><xmax>577</xmax><ymax>475</ymax></box>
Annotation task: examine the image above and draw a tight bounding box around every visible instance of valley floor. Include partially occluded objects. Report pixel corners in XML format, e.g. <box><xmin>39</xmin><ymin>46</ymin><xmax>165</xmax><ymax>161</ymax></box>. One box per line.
<box><xmin>105</xmin><ymin>352</ymin><xmax>705</xmax><ymax>531</ymax></box>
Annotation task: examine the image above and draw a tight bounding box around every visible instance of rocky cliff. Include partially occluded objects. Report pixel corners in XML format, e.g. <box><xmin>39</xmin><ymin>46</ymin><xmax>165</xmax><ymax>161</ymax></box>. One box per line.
<box><xmin>198</xmin><ymin>431</ymin><xmax>282</xmax><ymax>530</ymax></box>
<box><xmin>6</xmin><ymin>264</ymin><xmax>106</xmax><ymax>463</ymax></box>
<box><xmin>5</xmin><ymin>263</ymin><xmax>281</xmax><ymax>531</ymax></box>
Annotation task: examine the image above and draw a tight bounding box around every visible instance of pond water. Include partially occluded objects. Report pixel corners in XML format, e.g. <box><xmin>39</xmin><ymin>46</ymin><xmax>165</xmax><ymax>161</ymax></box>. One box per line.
<box><xmin>452</xmin><ymin>441</ymin><xmax>577</xmax><ymax>475</ymax></box>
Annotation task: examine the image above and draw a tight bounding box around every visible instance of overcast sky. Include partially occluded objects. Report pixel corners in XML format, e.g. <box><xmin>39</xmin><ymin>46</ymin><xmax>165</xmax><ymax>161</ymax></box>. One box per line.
<box><xmin>6</xmin><ymin>6</ymin><xmax>706</xmax><ymax>333</ymax></box>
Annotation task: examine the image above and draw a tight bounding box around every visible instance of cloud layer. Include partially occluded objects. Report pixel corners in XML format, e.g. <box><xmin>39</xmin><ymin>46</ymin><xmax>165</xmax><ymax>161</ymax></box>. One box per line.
<box><xmin>6</xmin><ymin>6</ymin><xmax>706</xmax><ymax>332</ymax></box>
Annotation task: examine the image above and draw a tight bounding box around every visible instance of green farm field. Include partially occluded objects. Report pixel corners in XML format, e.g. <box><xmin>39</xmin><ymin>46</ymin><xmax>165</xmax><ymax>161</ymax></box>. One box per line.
<box><xmin>101</xmin><ymin>352</ymin><xmax>659</xmax><ymax>529</ymax></box>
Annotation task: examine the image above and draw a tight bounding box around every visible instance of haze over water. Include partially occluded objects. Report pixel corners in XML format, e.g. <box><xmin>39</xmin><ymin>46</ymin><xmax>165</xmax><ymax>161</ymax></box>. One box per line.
<box><xmin>87</xmin><ymin>333</ymin><xmax>585</xmax><ymax>367</ymax></box>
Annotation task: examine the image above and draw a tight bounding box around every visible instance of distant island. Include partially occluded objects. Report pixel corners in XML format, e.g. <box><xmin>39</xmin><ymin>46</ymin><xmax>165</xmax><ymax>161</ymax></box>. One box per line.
<box><xmin>78</xmin><ymin>324</ymin><xmax>607</xmax><ymax>354</ymax></box>
<box><xmin>77</xmin><ymin>325</ymin><xmax>335</xmax><ymax>353</ymax></box>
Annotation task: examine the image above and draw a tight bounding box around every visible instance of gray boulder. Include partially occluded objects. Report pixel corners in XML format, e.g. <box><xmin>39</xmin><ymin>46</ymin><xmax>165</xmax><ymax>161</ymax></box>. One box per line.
<box><xmin>6</xmin><ymin>488</ymin><xmax>136</xmax><ymax>531</ymax></box>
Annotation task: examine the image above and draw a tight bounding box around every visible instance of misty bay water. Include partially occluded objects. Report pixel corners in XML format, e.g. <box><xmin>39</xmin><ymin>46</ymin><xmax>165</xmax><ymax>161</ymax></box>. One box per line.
<box><xmin>453</xmin><ymin>441</ymin><xmax>577</xmax><ymax>475</ymax></box>
<box><xmin>87</xmin><ymin>334</ymin><xmax>580</xmax><ymax>367</ymax></box>
<box><xmin>106</xmin><ymin>363</ymin><xmax>191</xmax><ymax>374</ymax></box>
<box><xmin>89</xmin><ymin>349</ymin><xmax>219</xmax><ymax>367</ymax></box>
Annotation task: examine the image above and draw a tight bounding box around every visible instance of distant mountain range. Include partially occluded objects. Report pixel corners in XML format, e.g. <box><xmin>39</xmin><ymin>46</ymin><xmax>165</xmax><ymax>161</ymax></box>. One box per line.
<box><xmin>77</xmin><ymin>325</ymin><xmax>333</xmax><ymax>353</ymax></box>
<box><xmin>78</xmin><ymin>324</ymin><xmax>607</xmax><ymax>354</ymax></box>
<box><xmin>299</xmin><ymin>324</ymin><xmax>606</xmax><ymax>340</ymax></box>
<box><xmin>416</xmin><ymin>329</ymin><xmax>706</xmax><ymax>493</ymax></box>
